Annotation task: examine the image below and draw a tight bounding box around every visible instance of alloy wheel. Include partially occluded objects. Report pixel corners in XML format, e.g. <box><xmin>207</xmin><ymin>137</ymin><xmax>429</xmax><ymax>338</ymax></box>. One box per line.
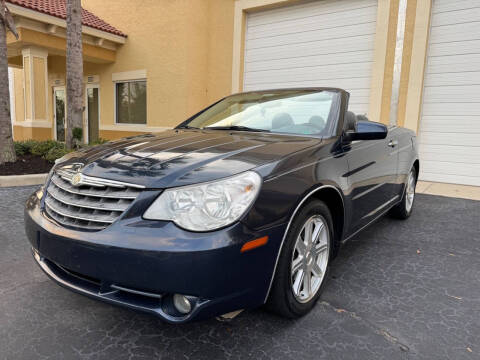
<box><xmin>405</xmin><ymin>170</ymin><xmax>416</xmax><ymax>213</ymax></box>
<box><xmin>290</xmin><ymin>215</ymin><xmax>329</xmax><ymax>303</ymax></box>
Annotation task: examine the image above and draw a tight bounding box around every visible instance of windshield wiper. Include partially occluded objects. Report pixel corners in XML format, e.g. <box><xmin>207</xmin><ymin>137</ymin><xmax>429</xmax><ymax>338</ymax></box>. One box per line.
<box><xmin>204</xmin><ymin>125</ymin><xmax>270</xmax><ymax>132</ymax></box>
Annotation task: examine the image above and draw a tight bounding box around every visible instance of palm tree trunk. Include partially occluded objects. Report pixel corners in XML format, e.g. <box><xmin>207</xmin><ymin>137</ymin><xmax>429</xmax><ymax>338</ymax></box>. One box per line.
<box><xmin>0</xmin><ymin>13</ymin><xmax>16</xmax><ymax>164</ymax></box>
<box><xmin>66</xmin><ymin>0</ymin><xmax>83</xmax><ymax>150</ymax></box>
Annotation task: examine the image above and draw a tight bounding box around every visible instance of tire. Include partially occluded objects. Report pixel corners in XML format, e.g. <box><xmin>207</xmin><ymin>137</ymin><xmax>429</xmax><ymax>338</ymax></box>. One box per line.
<box><xmin>266</xmin><ymin>200</ymin><xmax>333</xmax><ymax>318</ymax></box>
<box><xmin>390</xmin><ymin>166</ymin><xmax>417</xmax><ymax>220</ymax></box>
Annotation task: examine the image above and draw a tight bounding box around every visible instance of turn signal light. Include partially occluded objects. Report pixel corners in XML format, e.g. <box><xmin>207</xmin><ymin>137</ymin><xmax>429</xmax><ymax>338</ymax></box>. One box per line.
<box><xmin>241</xmin><ymin>236</ymin><xmax>268</xmax><ymax>253</ymax></box>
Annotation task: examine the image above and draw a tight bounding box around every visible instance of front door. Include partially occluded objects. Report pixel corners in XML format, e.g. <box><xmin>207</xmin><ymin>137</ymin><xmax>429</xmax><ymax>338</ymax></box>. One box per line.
<box><xmin>344</xmin><ymin>134</ymin><xmax>398</xmax><ymax>234</ymax></box>
<box><xmin>85</xmin><ymin>85</ymin><xmax>100</xmax><ymax>144</ymax></box>
<box><xmin>54</xmin><ymin>87</ymin><xmax>66</xmax><ymax>141</ymax></box>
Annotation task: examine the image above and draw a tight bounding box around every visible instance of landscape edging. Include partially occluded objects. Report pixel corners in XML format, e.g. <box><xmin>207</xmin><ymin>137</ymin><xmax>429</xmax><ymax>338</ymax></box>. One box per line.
<box><xmin>0</xmin><ymin>173</ymin><xmax>48</xmax><ymax>187</ymax></box>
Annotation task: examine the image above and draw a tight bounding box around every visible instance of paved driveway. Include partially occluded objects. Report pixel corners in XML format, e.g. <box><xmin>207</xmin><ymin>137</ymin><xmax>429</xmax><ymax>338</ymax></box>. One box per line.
<box><xmin>1</xmin><ymin>186</ymin><xmax>479</xmax><ymax>360</ymax></box>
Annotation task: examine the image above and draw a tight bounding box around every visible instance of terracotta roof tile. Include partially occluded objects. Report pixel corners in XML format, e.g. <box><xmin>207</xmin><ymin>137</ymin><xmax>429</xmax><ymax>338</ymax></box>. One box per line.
<box><xmin>7</xmin><ymin>0</ymin><xmax>127</xmax><ymax>37</ymax></box>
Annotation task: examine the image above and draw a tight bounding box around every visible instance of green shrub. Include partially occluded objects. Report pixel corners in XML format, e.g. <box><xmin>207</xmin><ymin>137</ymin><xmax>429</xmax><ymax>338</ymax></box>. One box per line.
<box><xmin>72</xmin><ymin>127</ymin><xmax>83</xmax><ymax>141</ymax></box>
<box><xmin>31</xmin><ymin>140</ymin><xmax>62</xmax><ymax>157</ymax></box>
<box><xmin>44</xmin><ymin>146</ymin><xmax>70</xmax><ymax>163</ymax></box>
<box><xmin>14</xmin><ymin>139</ymin><xmax>73</xmax><ymax>163</ymax></box>
<box><xmin>14</xmin><ymin>139</ymin><xmax>38</xmax><ymax>156</ymax></box>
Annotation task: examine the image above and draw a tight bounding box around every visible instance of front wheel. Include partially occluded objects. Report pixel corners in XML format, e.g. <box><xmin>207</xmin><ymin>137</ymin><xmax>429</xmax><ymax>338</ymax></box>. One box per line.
<box><xmin>390</xmin><ymin>166</ymin><xmax>417</xmax><ymax>219</ymax></box>
<box><xmin>266</xmin><ymin>200</ymin><xmax>333</xmax><ymax>318</ymax></box>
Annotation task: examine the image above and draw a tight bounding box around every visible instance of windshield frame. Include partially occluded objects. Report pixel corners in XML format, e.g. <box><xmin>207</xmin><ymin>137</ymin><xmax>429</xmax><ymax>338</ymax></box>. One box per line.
<box><xmin>176</xmin><ymin>88</ymin><xmax>345</xmax><ymax>138</ymax></box>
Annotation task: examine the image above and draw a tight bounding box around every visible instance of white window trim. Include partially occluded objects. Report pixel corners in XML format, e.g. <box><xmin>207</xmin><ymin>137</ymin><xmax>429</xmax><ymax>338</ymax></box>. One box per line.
<box><xmin>112</xmin><ymin>70</ymin><xmax>147</xmax><ymax>82</ymax></box>
<box><xmin>84</xmin><ymin>83</ymin><xmax>100</xmax><ymax>144</ymax></box>
<box><xmin>113</xmin><ymin>76</ymin><xmax>147</xmax><ymax>126</ymax></box>
<box><xmin>53</xmin><ymin>86</ymin><xmax>66</xmax><ymax>140</ymax></box>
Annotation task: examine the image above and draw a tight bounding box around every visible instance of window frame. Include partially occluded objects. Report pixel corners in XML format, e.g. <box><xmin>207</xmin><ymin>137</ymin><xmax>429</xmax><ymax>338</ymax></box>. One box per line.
<box><xmin>113</xmin><ymin>78</ymin><xmax>147</xmax><ymax>125</ymax></box>
<box><xmin>85</xmin><ymin>83</ymin><xmax>100</xmax><ymax>144</ymax></box>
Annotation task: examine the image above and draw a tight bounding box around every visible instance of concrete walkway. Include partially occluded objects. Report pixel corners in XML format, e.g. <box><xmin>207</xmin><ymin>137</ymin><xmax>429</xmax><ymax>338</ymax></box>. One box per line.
<box><xmin>417</xmin><ymin>181</ymin><xmax>480</xmax><ymax>201</ymax></box>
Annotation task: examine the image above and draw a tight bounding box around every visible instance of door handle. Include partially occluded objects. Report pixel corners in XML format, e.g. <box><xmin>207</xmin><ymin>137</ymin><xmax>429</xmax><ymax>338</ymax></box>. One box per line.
<box><xmin>388</xmin><ymin>140</ymin><xmax>398</xmax><ymax>148</ymax></box>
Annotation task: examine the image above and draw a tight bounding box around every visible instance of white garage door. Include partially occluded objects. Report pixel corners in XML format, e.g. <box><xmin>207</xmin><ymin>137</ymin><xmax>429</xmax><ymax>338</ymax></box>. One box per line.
<box><xmin>419</xmin><ymin>0</ymin><xmax>480</xmax><ymax>186</ymax></box>
<box><xmin>243</xmin><ymin>0</ymin><xmax>378</xmax><ymax>115</ymax></box>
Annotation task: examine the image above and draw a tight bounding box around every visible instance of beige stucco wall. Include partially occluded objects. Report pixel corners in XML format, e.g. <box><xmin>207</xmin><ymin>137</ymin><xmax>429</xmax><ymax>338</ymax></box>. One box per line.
<box><xmin>13</xmin><ymin>68</ymin><xmax>24</xmax><ymax>124</ymax></box>
<box><xmin>401</xmin><ymin>0</ymin><xmax>432</xmax><ymax>133</ymax></box>
<box><xmin>396</xmin><ymin>0</ymin><xmax>417</xmax><ymax>128</ymax></box>
<box><xmin>23</xmin><ymin>56</ymin><xmax>31</xmax><ymax>120</ymax></box>
<box><xmin>81</xmin><ymin>0</ymin><xmax>235</xmax><ymax>135</ymax></box>
<box><xmin>33</xmin><ymin>57</ymin><xmax>47</xmax><ymax>120</ymax></box>
<box><xmin>207</xmin><ymin>0</ymin><xmax>235</xmax><ymax>103</ymax></box>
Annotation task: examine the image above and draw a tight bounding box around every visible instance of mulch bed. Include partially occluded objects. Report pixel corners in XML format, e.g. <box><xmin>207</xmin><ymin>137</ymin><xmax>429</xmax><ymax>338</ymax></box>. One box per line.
<box><xmin>0</xmin><ymin>154</ymin><xmax>53</xmax><ymax>176</ymax></box>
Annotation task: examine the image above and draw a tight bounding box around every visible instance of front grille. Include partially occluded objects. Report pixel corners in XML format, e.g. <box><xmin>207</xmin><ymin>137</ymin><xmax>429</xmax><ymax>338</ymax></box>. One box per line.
<box><xmin>44</xmin><ymin>170</ymin><xmax>144</xmax><ymax>231</ymax></box>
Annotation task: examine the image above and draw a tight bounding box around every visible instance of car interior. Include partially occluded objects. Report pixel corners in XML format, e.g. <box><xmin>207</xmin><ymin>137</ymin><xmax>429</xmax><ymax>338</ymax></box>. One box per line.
<box><xmin>269</xmin><ymin>112</ymin><xmax>328</xmax><ymax>135</ymax></box>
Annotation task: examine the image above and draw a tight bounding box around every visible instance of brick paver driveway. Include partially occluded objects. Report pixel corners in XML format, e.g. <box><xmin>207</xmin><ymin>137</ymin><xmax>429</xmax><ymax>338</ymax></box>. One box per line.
<box><xmin>1</xmin><ymin>186</ymin><xmax>479</xmax><ymax>359</ymax></box>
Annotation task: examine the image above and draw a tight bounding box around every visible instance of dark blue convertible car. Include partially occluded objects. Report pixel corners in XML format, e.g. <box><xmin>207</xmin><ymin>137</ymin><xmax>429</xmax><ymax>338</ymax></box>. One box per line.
<box><xmin>25</xmin><ymin>88</ymin><xmax>419</xmax><ymax>323</ymax></box>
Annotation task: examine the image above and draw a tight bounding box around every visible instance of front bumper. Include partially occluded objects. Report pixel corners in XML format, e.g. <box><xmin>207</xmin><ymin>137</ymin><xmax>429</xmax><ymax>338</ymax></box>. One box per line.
<box><xmin>25</xmin><ymin>188</ymin><xmax>286</xmax><ymax>323</ymax></box>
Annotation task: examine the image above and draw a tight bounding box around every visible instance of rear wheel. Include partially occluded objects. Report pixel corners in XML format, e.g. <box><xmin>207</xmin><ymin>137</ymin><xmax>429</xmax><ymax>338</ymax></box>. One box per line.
<box><xmin>390</xmin><ymin>167</ymin><xmax>417</xmax><ymax>219</ymax></box>
<box><xmin>267</xmin><ymin>200</ymin><xmax>333</xmax><ymax>318</ymax></box>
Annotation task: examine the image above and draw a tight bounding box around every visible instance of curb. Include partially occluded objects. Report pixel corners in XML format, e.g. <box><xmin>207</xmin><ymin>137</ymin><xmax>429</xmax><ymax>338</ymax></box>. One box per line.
<box><xmin>0</xmin><ymin>173</ymin><xmax>48</xmax><ymax>188</ymax></box>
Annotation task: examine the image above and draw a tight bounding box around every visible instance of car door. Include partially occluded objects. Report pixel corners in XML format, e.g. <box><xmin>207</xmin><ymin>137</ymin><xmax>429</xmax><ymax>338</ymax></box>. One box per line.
<box><xmin>343</xmin><ymin>123</ymin><xmax>399</xmax><ymax>234</ymax></box>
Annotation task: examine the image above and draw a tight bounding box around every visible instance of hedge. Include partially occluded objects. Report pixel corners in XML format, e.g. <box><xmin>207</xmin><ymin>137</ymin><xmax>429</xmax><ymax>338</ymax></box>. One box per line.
<box><xmin>13</xmin><ymin>139</ymin><xmax>108</xmax><ymax>163</ymax></box>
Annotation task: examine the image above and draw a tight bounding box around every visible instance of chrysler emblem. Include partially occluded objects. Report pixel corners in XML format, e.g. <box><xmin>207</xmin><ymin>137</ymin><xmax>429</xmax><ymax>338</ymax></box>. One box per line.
<box><xmin>71</xmin><ymin>173</ymin><xmax>83</xmax><ymax>186</ymax></box>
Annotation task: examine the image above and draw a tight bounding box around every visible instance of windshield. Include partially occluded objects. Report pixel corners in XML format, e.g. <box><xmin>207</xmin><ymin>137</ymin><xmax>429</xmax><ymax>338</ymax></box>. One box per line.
<box><xmin>181</xmin><ymin>90</ymin><xmax>340</xmax><ymax>136</ymax></box>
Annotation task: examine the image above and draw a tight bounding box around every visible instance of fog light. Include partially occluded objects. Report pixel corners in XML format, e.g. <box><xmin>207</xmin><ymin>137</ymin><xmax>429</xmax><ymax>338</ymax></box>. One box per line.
<box><xmin>173</xmin><ymin>294</ymin><xmax>192</xmax><ymax>314</ymax></box>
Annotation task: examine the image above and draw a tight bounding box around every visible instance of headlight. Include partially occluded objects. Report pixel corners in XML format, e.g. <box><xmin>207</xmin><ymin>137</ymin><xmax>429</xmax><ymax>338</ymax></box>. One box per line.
<box><xmin>143</xmin><ymin>171</ymin><xmax>262</xmax><ymax>231</ymax></box>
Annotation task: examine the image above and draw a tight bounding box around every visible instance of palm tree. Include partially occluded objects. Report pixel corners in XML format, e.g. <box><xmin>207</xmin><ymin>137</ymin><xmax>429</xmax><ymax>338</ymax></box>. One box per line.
<box><xmin>0</xmin><ymin>0</ymin><xmax>18</xmax><ymax>164</ymax></box>
<box><xmin>66</xmin><ymin>0</ymin><xmax>83</xmax><ymax>149</ymax></box>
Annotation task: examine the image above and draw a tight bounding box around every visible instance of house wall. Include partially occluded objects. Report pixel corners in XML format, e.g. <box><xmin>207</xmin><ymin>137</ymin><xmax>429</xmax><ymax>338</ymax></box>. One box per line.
<box><xmin>12</xmin><ymin>50</ymin><xmax>53</xmax><ymax>141</ymax></box>
<box><xmin>396</xmin><ymin>0</ymin><xmax>417</xmax><ymax>128</ymax></box>
<box><xmin>207</xmin><ymin>0</ymin><xmax>235</xmax><ymax>103</ymax></box>
<box><xmin>46</xmin><ymin>56</ymin><xmax>105</xmax><ymax>134</ymax></box>
<box><xmin>81</xmin><ymin>0</ymin><xmax>235</xmax><ymax>139</ymax></box>
<box><xmin>401</xmin><ymin>0</ymin><xmax>432</xmax><ymax>132</ymax></box>
<box><xmin>9</xmin><ymin>0</ymin><xmax>432</xmax><ymax>142</ymax></box>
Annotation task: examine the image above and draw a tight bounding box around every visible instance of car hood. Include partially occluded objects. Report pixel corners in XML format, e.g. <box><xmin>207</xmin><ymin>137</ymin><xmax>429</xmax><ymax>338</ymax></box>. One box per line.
<box><xmin>58</xmin><ymin>130</ymin><xmax>322</xmax><ymax>188</ymax></box>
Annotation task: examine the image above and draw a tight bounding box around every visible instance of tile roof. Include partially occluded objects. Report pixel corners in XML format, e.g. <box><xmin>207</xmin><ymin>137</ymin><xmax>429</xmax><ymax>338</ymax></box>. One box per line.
<box><xmin>7</xmin><ymin>0</ymin><xmax>127</xmax><ymax>37</ymax></box>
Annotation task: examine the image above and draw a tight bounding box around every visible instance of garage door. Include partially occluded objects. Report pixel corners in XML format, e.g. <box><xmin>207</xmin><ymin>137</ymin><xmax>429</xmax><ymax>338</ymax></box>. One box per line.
<box><xmin>243</xmin><ymin>0</ymin><xmax>378</xmax><ymax>115</ymax></box>
<box><xmin>418</xmin><ymin>0</ymin><xmax>480</xmax><ymax>186</ymax></box>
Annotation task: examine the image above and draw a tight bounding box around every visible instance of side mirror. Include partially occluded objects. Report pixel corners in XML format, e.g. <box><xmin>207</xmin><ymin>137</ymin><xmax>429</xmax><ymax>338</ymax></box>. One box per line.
<box><xmin>343</xmin><ymin>121</ymin><xmax>388</xmax><ymax>142</ymax></box>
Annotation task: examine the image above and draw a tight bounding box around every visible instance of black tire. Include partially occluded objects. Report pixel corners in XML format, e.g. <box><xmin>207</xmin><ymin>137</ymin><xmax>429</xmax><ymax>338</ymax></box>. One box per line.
<box><xmin>390</xmin><ymin>166</ymin><xmax>417</xmax><ymax>220</ymax></box>
<box><xmin>266</xmin><ymin>200</ymin><xmax>333</xmax><ymax>318</ymax></box>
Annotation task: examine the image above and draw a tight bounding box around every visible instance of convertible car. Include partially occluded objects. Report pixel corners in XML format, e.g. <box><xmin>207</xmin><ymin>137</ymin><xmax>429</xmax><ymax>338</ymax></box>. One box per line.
<box><xmin>25</xmin><ymin>88</ymin><xmax>419</xmax><ymax>323</ymax></box>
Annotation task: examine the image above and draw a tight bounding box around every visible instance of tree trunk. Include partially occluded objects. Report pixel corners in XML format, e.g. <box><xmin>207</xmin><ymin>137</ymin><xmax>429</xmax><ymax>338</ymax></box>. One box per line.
<box><xmin>0</xmin><ymin>13</ymin><xmax>16</xmax><ymax>164</ymax></box>
<box><xmin>66</xmin><ymin>0</ymin><xmax>83</xmax><ymax>150</ymax></box>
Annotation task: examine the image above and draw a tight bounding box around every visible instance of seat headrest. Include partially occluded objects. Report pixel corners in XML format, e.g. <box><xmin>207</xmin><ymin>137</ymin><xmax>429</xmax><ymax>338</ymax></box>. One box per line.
<box><xmin>356</xmin><ymin>114</ymin><xmax>369</xmax><ymax>122</ymax></box>
<box><xmin>309</xmin><ymin>115</ymin><xmax>325</xmax><ymax>129</ymax></box>
<box><xmin>345</xmin><ymin>111</ymin><xmax>357</xmax><ymax>132</ymax></box>
<box><xmin>272</xmin><ymin>112</ymin><xmax>294</xmax><ymax>129</ymax></box>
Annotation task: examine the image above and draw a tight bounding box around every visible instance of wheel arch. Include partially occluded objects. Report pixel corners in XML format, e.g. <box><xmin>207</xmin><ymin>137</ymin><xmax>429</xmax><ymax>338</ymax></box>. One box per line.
<box><xmin>413</xmin><ymin>159</ymin><xmax>420</xmax><ymax>180</ymax></box>
<box><xmin>310</xmin><ymin>187</ymin><xmax>345</xmax><ymax>257</ymax></box>
<box><xmin>264</xmin><ymin>184</ymin><xmax>345</xmax><ymax>303</ymax></box>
